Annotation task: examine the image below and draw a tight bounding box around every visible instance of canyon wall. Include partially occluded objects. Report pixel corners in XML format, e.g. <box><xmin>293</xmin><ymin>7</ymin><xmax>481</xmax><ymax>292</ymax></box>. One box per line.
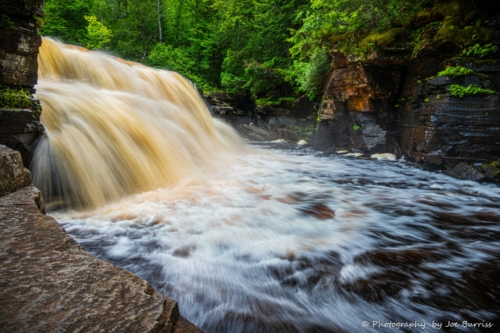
<box><xmin>0</xmin><ymin>0</ymin><xmax>44</xmax><ymax>166</ymax></box>
<box><xmin>316</xmin><ymin>2</ymin><xmax>500</xmax><ymax>178</ymax></box>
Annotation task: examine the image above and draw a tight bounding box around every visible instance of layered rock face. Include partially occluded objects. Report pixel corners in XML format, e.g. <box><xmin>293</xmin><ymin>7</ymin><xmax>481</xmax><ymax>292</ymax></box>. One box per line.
<box><xmin>0</xmin><ymin>0</ymin><xmax>45</xmax><ymax>166</ymax></box>
<box><xmin>0</xmin><ymin>0</ymin><xmax>43</xmax><ymax>93</ymax></box>
<box><xmin>316</xmin><ymin>5</ymin><xmax>500</xmax><ymax>173</ymax></box>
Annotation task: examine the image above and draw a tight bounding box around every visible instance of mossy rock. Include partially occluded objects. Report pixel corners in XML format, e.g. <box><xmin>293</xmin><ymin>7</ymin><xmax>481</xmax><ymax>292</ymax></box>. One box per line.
<box><xmin>482</xmin><ymin>161</ymin><xmax>500</xmax><ymax>180</ymax></box>
<box><xmin>362</xmin><ymin>28</ymin><xmax>407</xmax><ymax>48</ymax></box>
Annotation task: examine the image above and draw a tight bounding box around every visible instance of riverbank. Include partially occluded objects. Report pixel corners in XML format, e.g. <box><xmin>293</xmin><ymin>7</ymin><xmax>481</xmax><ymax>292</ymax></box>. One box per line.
<box><xmin>0</xmin><ymin>145</ymin><xmax>203</xmax><ymax>333</ymax></box>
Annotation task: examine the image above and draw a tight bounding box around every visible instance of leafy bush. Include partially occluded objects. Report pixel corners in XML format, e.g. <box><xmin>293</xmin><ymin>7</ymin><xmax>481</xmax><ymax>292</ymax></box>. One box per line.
<box><xmin>462</xmin><ymin>44</ymin><xmax>499</xmax><ymax>58</ymax></box>
<box><xmin>437</xmin><ymin>66</ymin><xmax>474</xmax><ymax>77</ymax></box>
<box><xmin>84</xmin><ymin>15</ymin><xmax>112</xmax><ymax>50</ymax></box>
<box><xmin>0</xmin><ymin>88</ymin><xmax>33</xmax><ymax>109</ymax></box>
<box><xmin>450</xmin><ymin>84</ymin><xmax>495</xmax><ymax>98</ymax></box>
<box><xmin>285</xmin><ymin>48</ymin><xmax>331</xmax><ymax>101</ymax></box>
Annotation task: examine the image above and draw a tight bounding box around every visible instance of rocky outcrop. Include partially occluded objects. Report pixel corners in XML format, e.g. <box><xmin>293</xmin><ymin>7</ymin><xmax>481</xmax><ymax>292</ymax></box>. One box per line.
<box><xmin>0</xmin><ymin>109</ymin><xmax>44</xmax><ymax>166</ymax></box>
<box><xmin>0</xmin><ymin>144</ymin><xmax>31</xmax><ymax>196</ymax></box>
<box><xmin>0</xmin><ymin>0</ymin><xmax>44</xmax><ymax>93</ymax></box>
<box><xmin>316</xmin><ymin>3</ymin><xmax>500</xmax><ymax>180</ymax></box>
<box><xmin>0</xmin><ymin>0</ymin><xmax>45</xmax><ymax>165</ymax></box>
<box><xmin>0</xmin><ymin>145</ymin><xmax>203</xmax><ymax>333</ymax></box>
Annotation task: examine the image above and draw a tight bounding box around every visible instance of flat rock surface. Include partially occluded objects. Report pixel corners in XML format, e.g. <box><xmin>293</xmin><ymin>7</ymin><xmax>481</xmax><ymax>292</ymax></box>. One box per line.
<box><xmin>0</xmin><ymin>186</ymin><xmax>180</xmax><ymax>333</ymax></box>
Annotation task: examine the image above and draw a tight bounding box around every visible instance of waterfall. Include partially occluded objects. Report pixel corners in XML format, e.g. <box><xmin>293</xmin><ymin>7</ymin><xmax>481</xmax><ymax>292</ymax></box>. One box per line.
<box><xmin>32</xmin><ymin>37</ymin><xmax>243</xmax><ymax>209</ymax></box>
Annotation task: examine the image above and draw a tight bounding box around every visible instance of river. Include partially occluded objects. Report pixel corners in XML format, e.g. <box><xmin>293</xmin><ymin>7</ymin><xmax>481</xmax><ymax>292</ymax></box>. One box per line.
<box><xmin>52</xmin><ymin>143</ymin><xmax>500</xmax><ymax>333</ymax></box>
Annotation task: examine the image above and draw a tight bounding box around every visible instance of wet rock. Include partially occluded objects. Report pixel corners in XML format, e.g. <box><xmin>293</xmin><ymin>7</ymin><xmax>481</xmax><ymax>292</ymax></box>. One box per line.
<box><xmin>235</xmin><ymin>124</ymin><xmax>278</xmax><ymax>141</ymax></box>
<box><xmin>371</xmin><ymin>153</ymin><xmax>397</xmax><ymax>161</ymax></box>
<box><xmin>0</xmin><ymin>0</ymin><xmax>44</xmax><ymax>93</ymax></box>
<box><xmin>0</xmin><ymin>109</ymin><xmax>43</xmax><ymax>166</ymax></box>
<box><xmin>482</xmin><ymin>161</ymin><xmax>500</xmax><ymax>182</ymax></box>
<box><xmin>271</xmin><ymin>139</ymin><xmax>287</xmax><ymax>143</ymax></box>
<box><xmin>0</xmin><ymin>185</ymin><xmax>202</xmax><ymax>333</ymax></box>
<box><xmin>0</xmin><ymin>144</ymin><xmax>31</xmax><ymax>196</ymax></box>
<box><xmin>447</xmin><ymin>162</ymin><xmax>486</xmax><ymax>181</ymax></box>
<box><xmin>314</xmin><ymin>12</ymin><xmax>500</xmax><ymax>164</ymax></box>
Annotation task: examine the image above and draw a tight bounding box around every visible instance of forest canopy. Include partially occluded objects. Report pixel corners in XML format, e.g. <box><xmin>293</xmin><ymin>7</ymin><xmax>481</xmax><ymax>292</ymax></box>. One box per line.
<box><xmin>40</xmin><ymin>0</ymin><xmax>436</xmax><ymax>100</ymax></box>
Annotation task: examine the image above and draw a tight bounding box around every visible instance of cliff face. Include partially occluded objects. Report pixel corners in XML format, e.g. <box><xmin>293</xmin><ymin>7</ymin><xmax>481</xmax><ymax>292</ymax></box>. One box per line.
<box><xmin>316</xmin><ymin>1</ymin><xmax>500</xmax><ymax>174</ymax></box>
<box><xmin>0</xmin><ymin>0</ymin><xmax>44</xmax><ymax>93</ymax></box>
<box><xmin>0</xmin><ymin>0</ymin><xmax>44</xmax><ymax>166</ymax></box>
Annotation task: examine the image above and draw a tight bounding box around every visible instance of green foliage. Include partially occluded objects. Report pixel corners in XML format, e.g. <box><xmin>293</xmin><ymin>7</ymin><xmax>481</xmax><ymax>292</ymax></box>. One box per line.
<box><xmin>293</xmin><ymin>123</ymin><xmax>316</xmax><ymax>140</ymax></box>
<box><xmin>353</xmin><ymin>124</ymin><xmax>361</xmax><ymax>131</ymax></box>
<box><xmin>0</xmin><ymin>88</ymin><xmax>33</xmax><ymax>109</ymax></box>
<box><xmin>450</xmin><ymin>84</ymin><xmax>495</xmax><ymax>98</ymax></box>
<box><xmin>84</xmin><ymin>15</ymin><xmax>112</xmax><ymax>50</ymax></box>
<box><xmin>462</xmin><ymin>44</ymin><xmax>499</xmax><ymax>59</ymax></box>
<box><xmin>284</xmin><ymin>48</ymin><xmax>331</xmax><ymax>101</ymax></box>
<box><xmin>437</xmin><ymin>66</ymin><xmax>474</xmax><ymax>78</ymax></box>
<box><xmin>40</xmin><ymin>0</ymin><xmax>92</xmax><ymax>45</ymax></box>
<box><xmin>148</xmin><ymin>43</ymin><xmax>211</xmax><ymax>90</ymax></box>
<box><xmin>1</xmin><ymin>14</ymin><xmax>17</xmax><ymax>30</ymax></box>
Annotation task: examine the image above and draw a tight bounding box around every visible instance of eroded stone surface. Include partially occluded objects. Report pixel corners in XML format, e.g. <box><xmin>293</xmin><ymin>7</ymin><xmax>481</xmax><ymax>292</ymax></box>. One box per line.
<box><xmin>0</xmin><ymin>186</ymin><xmax>180</xmax><ymax>333</ymax></box>
<box><xmin>0</xmin><ymin>144</ymin><xmax>31</xmax><ymax>196</ymax></box>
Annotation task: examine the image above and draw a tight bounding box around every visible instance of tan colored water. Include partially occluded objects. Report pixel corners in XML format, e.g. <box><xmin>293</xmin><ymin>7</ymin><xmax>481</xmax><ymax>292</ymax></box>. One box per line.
<box><xmin>33</xmin><ymin>37</ymin><xmax>243</xmax><ymax>209</ymax></box>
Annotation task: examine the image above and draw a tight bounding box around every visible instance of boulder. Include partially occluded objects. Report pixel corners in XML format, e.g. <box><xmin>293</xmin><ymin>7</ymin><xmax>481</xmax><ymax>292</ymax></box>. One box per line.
<box><xmin>447</xmin><ymin>162</ymin><xmax>486</xmax><ymax>181</ymax></box>
<box><xmin>0</xmin><ymin>144</ymin><xmax>31</xmax><ymax>196</ymax></box>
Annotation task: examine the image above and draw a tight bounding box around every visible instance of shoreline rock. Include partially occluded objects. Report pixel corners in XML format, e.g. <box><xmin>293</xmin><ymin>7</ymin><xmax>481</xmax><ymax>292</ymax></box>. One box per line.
<box><xmin>0</xmin><ymin>145</ymin><xmax>203</xmax><ymax>333</ymax></box>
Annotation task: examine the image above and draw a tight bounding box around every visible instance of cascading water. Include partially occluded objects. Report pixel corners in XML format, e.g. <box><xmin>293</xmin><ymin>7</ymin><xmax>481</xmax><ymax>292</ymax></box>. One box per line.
<box><xmin>33</xmin><ymin>37</ymin><xmax>243</xmax><ymax>209</ymax></box>
<box><xmin>33</xmin><ymin>39</ymin><xmax>500</xmax><ymax>333</ymax></box>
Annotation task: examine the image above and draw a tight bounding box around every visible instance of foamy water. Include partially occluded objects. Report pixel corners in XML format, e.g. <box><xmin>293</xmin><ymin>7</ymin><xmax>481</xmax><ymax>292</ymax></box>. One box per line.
<box><xmin>53</xmin><ymin>144</ymin><xmax>500</xmax><ymax>333</ymax></box>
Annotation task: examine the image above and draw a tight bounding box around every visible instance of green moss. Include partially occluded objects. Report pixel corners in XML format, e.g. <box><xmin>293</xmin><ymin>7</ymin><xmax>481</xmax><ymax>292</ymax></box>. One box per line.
<box><xmin>256</xmin><ymin>96</ymin><xmax>296</xmax><ymax>107</ymax></box>
<box><xmin>33</xmin><ymin>14</ymin><xmax>44</xmax><ymax>26</ymax></box>
<box><xmin>462</xmin><ymin>43</ymin><xmax>499</xmax><ymax>58</ymax></box>
<box><xmin>361</xmin><ymin>28</ymin><xmax>406</xmax><ymax>48</ymax></box>
<box><xmin>0</xmin><ymin>88</ymin><xmax>33</xmax><ymax>109</ymax></box>
<box><xmin>449</xmin><ymin>84</ymin><xmax>495</xmax><ymax>98</ymax></box>
<box><xmin>437</xmin><ymin>66</ymin><xmax>474</xmax><ymax>77</ymax></box>
<box><xmin>1</xmin><ymin>14</ymin><xmax>17</xmax><ymax>31</ymax></box>
<box><xmin>353</xmin><ymin>124</ymin><xmax>361</xmax><ymax>131</ymax></box>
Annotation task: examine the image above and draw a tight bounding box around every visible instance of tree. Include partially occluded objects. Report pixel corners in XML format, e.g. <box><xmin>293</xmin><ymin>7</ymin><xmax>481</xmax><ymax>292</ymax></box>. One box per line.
<box><xmin>84</xmin><ymin>15</ymin><xmax>112</xmax><ymax>49</ymax></box>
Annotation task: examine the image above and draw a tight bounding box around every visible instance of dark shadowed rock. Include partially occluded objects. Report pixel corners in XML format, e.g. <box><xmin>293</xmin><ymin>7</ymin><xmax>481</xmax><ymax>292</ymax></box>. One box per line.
<box><xmin>235</xmin><ymin>124</ymin><xmax>278</xmax><ymax>141</ymax></box>
<box><xmin>447</xmin><ymin>162</ymin><xmax>486</xmax><ymax>181</ymax></box>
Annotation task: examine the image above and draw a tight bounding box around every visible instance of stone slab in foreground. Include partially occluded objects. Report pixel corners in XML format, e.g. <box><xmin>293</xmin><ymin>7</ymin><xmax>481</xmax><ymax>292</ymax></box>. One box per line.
<box><xmin>0</xmin><ymin>186</ymin><xmax>202</xmax><ymax>333</ymax></box>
